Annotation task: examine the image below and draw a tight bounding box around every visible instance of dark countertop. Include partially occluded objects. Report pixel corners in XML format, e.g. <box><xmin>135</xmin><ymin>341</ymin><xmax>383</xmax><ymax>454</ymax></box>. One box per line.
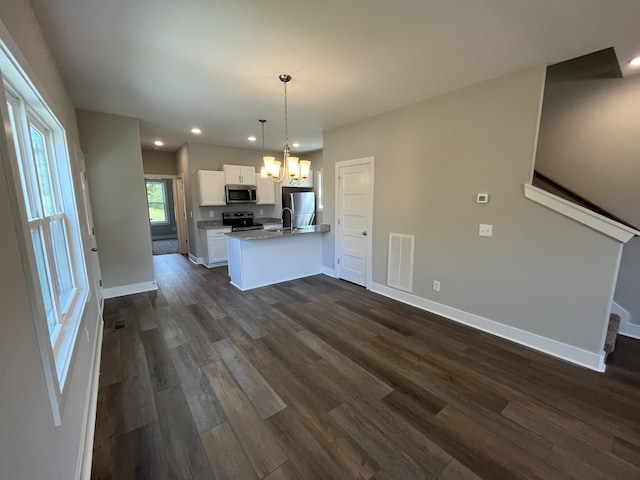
<box><xmin>226</xmin><ymin>224</ymin><xmax>330</xmax><ymax>240</ymax></box>
<box><xmin>197</xmin><ymin>220</ymin><xmax>226</xmax><ymax>229</ymax></box>
<box><xmin>199</xmin><ymin>218</ymin><xmax>282</xmax><ymax>229</ymax></box>
<box><xmin>255</xmin><ymin>217</ymin><xmax>283</xmax><ymax>224</ymax></box>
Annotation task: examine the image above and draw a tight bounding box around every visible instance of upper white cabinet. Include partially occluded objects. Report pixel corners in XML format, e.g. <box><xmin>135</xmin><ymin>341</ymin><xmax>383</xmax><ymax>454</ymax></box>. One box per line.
<box><xmin>256</xmin><ymin>175</ymin><xmax>277</xmax><ymax>205</ymax></box>
<box><xmin>198</xmin><ymin>170</ymin><xmax>226</xmax><ymax>206</ymax></box>
<box><xmin>223</xmin><ymin>165</ymin><xmax>256</xmax><ymax>185</ymax></box>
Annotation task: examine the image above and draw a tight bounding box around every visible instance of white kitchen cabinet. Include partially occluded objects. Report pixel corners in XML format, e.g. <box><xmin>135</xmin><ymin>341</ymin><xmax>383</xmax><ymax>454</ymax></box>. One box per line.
<box><xmin>256</xmin><ymin>175</ymin><xmax>277</xmax><ymax>205</ymax></box>
<box><xmin>223</xmin><ymin>165</ymin><xmax>256</xmax><ymax>185</ymax></box>
<box><xmin>198</xmin><ymin>170</ymin><xmax>226</xmax><ymax>206</ymax></box>
<box><xmin>200</xmin><ymin>226</ymin><xmax>232</xmax><ymax>266</ymax></box>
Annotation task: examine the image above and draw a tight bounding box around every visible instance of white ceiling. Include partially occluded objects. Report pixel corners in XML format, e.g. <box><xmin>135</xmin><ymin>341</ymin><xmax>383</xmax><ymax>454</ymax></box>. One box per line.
<box><xmin>28</xmin><ymin>0</ymin><xmax>640</xmax><ymax>153</ymax></box>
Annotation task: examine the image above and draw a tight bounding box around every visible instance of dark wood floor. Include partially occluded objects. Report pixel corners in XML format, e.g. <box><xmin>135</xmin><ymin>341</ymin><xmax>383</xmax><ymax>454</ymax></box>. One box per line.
<box><xmin>92</xmin><ymin>253</ymin><xmax>640</xmax><ymax>480</ymax></box>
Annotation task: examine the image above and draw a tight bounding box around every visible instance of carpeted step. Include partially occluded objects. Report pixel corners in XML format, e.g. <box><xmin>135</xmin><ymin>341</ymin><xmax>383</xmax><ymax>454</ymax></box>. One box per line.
<box><xmin>604</xmin><ymin>313</ymin><xmax>621</xmax><ymax>359</ymax></box>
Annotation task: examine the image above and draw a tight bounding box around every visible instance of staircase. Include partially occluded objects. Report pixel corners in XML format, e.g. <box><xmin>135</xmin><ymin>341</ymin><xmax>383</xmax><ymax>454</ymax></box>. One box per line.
<box><xmin>605</xmin><ymin>313</ymin><xmax>621</xmax><ymax>361</ymax></box>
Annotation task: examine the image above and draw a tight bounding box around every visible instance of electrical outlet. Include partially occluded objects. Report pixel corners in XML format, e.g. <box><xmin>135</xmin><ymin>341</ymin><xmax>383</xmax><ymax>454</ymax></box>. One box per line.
<box><xmin>209</xmin><ymin>211</ymin><xmax>214</xmax><ymax>217</ymax></box>
<box><xmin>260</xmin><ymin>209</ymin><xmax>264</xmax><ymax>215</ymax></box>
<box><xmin>479</xmin><ymin>224</ymin><xmax>493</xmax><ymax>237</ymax></box>
<box><xmin>433</xmin><ymin>280</ymin><xmax>441</xmax><ymax>292</ymax></box>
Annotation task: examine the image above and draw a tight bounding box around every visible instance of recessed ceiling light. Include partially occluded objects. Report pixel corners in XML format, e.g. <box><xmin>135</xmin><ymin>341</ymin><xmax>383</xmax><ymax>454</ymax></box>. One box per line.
<box><xmin>191</xmin><ymin>127</ymin><xmax>202</xmax><ymax>134</ymax></box>
<box><xmin>154</xmin><ymin>140</ymin><xmax>164</xmax><ymax>146</ymax></box>
<box><xmin>630</xmin><ymin>55</ymin><xmax>640</xmax><ymax>67</ymax></box>
<box><xmin>248</xmin><ymin>136</ymin><xmax>257</xmax><ymax>142</ymax></box>
<box><xmin>292</xmin><ymin>143</ymin><xmax>300</xmax><ymax>148</ymax></box>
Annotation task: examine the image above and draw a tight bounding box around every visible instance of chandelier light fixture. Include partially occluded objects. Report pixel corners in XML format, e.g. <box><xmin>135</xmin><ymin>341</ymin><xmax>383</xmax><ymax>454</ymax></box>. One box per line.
<box><xmin>261</xmin><ymin>74</ymin><xmax>311</xmax><ymax>185</ymax></box>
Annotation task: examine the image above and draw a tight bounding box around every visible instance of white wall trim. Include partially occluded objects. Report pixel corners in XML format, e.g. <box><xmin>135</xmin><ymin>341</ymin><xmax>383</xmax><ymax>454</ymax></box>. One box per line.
<box><xmin>620</xmin><ymin>322</ymin><xmax>640</xmax><ymax>340</ymax></box>
<box><xmin>370</xmin><ymin>282</ymin><xmax>605</xmax><ymax>372</ymax></box>
<box><xmin>143</xmin><ymin>173</ymin><xmax>177</xmax><ymax>179</ymax></box>
<box><xmin>611</xmin><ymin>301</ymin><xmax>631</xmax><ymax>332</ymax></box>
<box><xmin>189</xmin><ymin>253</ymin><xmax>203</xmax><ymax>265</ymax></box>
<box><xmin>102</xmin><ymin>280</ymin><xmax>157</xmax><ymax>299</ymax></box>
<box><xmin>524</xmin><ymin>184</ymin><xmax>639</xmax><ymax>243</ymax></box>
<box><xmin>76</xmin><ymin>316</ymin><xmax>103</xmax><ymax>480</ymax></box>
<box><xmin>613</xmin><ymin>301</ymin><xmax>640</xmax><ymax>339</ymax></box>
<box><xmin>321</xmin><ymin>266</ymin><xmax>337</xmax><ymax>277</ymax></box>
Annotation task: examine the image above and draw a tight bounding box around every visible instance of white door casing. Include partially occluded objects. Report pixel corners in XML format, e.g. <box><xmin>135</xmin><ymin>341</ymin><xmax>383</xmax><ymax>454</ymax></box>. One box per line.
<box><xmin>173</xmin><ymin>177</ymin><xmax>188</xmax><ymax>254</ymax></box>
<box><xmin>78</xmin><ymin>156</ymin><xmax>103</xmax><ymax>313</ymax></box>
<box><xmin>144</xmin><ymin>173</ymin><xmax>188</xmax><ymax>255</ymax></box>
<box><xmin>335</xmin><ymin>157</ymin><xmax>374</xmax><ymax>287</ymax></box>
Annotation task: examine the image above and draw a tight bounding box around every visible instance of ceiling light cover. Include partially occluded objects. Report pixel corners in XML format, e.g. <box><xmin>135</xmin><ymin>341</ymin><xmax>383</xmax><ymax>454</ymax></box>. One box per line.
<box><xmin>154</xmin><ymin>140</ymin><xmax>164</xmax><ymax>146</ymax></box>
<box><xmin>631</xmin><ymin>55</ymin><xmax>640</xmax><ymax>66</ymax></box>
<box><xmin>191</xmin><ymin>127</ymin><xmax>202</xmax><ymax>134</ymax></box>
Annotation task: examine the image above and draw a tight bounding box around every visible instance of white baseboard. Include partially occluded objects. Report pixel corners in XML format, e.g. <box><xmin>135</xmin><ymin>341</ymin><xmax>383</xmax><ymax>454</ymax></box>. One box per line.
<box><xmin>610</xmin><ymin>301</ymin><xmax>639</xmax><ymax>338</ymax></box>
<box><xmin>370</xmin><ymin>282</ymin><xmax>604</xmax><ymax>372</ymax></box>
<box><xmin>76</xmin><ymin>315</ymin><xmax>103</xmax><ymax>480</ymax></box>
<box><xmin>321</xmin><ymin>266</ymin><xmax>337</xmax><ymax>277</ymax></box>
<box><xmin>189</xmin><ymin>253</ymin><xmax>203</xmax><ymax>265</ymax></box>
<box><xmin>611</xmin><ymin>301</ymin><xmax>630</xmax><ymax>329</ymax></box>
<box><xmin>619</xmin><ymin>322</ymin><xmax>640</xmax><ymax>340</ymax></box>
<box><xmin>102</xmin><ymin>280</ymin><xmax>158</xmax><ymax>299</ymax></box>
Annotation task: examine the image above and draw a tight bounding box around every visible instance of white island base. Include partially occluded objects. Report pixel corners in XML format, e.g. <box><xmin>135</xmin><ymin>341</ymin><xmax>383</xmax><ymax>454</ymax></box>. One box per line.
<box><xmin>226</xmin><ymin>227</ymin><xmax>328</xmax><ymax>291</ymax></box>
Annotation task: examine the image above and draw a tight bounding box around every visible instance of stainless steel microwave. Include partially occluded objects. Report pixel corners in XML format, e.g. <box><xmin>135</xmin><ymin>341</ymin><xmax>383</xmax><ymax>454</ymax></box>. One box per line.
<box><xmin>225</xmin><ymin>184</ymin><xmax>257</xmax><ymax>204</ymax></box>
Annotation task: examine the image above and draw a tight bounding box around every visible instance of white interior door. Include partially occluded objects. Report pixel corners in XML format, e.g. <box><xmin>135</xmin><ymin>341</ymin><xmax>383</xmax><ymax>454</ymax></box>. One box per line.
<box><xmin>336</xmin><ymin>159</ymin><xmax>373</xmax><ymax>287</ymax></box>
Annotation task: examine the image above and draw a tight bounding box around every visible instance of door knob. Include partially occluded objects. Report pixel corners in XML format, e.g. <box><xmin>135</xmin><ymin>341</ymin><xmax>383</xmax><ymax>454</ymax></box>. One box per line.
<box><xmin>362</xmin><ymin>231</ymin><xmax>368</xmax><ymax>236</ymax></box>
<box><xmin>91</xmin><ymin>247</ymin><xmax>98</xmax><ymax>252</ymax></box>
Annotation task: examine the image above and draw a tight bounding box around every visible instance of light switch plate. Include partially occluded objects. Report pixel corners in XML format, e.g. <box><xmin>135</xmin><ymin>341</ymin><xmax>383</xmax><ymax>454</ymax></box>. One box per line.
<box><xmin>479</xmin><ymin>224</ymin><xmax>493</xmax><ymax>237</ymax></box>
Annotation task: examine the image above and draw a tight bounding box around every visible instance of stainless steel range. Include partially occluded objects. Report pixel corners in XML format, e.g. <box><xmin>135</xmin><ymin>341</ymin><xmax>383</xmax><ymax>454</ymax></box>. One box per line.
<box><xmin>222</xmin><ymin>211</ymin><xmax>264</xmax><ymax>231</ymax></box>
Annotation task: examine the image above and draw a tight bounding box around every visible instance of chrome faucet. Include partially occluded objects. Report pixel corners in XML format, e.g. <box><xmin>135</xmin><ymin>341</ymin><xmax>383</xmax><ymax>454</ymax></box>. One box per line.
<box><xmin>282</xmin><ymin>207</ymin><xmax>294</xmax><ymax>234</ymax></box>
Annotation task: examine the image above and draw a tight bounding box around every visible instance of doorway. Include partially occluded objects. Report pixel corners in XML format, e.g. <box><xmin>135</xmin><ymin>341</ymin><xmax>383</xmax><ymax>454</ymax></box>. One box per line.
<box><xmin>145</xmin><ymin>176</ymin><xmax>187</xmax><ymax>255</ymax></box>
<box><xmin>335</xmin><ymin>157</ymin><xmax>374</xmax><ymax>288</ymax></box>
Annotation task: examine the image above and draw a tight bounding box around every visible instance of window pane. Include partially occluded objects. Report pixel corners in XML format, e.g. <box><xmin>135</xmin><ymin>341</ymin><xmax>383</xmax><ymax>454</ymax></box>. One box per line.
<box><xmin>6</xmin><ymin>100</ymin><xmax>41</xmax><ymax>219</ymax></box>
<box><xmin>31</xmin><ymin>226</ymin><xmax>57</xmax><ymax>331</ymax></box>
<box><xmin>146</xmin><ymin>181</ymin><xmax>167</xmax><ymax>223</ymax></box>
<box><xmin>49</xmin><ymin>218</ymin><xmax>74</xmax><ymax>310</ymax></box>
<box><xmin>29</xmin><ymin>124</ymin><xmax>56</xmax><ymax>216</ymax></box>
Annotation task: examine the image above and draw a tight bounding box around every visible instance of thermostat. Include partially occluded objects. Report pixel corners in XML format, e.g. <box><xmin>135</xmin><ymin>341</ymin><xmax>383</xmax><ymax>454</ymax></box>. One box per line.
<box><xmin>476</xmin><ymin>193</ymin><xmax>490</xmax><ymax>204</ymax></box>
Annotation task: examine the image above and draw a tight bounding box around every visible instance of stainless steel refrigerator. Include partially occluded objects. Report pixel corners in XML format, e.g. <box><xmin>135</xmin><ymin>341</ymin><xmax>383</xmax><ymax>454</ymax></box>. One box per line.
<box><xmin>283</xmin><ymin>191</ymin><xmax>316</xmax><ymax>228</ymax></box>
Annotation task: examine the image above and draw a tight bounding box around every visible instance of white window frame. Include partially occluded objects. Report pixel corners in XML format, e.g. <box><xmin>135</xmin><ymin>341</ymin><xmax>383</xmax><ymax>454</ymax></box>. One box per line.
<box><xmin>1</xmin><ymin>43</ymin><xmax>89</xmax><ymax>425</ymax></box>
<box><xmin>145</xmin><ymin>178</ymin><xmax>170</xmax><ymax>225</ymax></box>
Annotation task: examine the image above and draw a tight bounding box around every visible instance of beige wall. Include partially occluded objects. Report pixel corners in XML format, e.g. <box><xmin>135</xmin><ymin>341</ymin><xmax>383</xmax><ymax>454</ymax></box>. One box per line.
<box><xmin>78</xmin><ymin>110</ymin><xmax>155</xmax><ymax>291</ymax></box>
<box><xmin>0</xmin><ymin>2</ymin><xmax>102</xmax><ymax>479</ymax></box>
<box><xmin>142</xmin><ymin>149</ymin><xmax>177</xmax><ymax>175</ymax></box>
<box><xmin>324</xmin><ymin>66</ymin><xmax>621</xmax><ymax>354</ymax></box>
<box><xmin>535</xmin><ymin>71</ymin><xmax>640</xmax><ymax>324</ymax></box>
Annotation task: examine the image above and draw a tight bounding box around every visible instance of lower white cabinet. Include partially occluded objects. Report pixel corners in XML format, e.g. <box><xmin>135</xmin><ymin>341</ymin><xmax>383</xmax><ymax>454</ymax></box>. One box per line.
<box><xmin>200</xmin><ymin>226</ymin><xmax>231</xmax><ymax>266</ymax></box>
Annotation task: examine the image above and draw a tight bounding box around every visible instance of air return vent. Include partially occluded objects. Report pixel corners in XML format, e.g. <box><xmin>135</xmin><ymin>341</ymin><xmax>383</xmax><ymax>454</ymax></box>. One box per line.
<box><xmin>387</xmin><ymin>233</ymin><xmax>414</xmax><ymax>292</ymax></box>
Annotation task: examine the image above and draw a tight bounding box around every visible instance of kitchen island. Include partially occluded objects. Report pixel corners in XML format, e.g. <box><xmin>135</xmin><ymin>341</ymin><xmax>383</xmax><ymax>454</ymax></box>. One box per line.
<box><xmin>226</xmin><ymin>224</ymin><xmax>330</xmax><ymax>291</ymax></box>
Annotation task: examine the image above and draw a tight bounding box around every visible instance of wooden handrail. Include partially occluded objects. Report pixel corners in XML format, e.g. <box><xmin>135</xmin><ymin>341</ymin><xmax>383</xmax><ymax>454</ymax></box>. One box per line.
<box><xmin>533</xmin><ymin>170</ymin><xmax>639</xmax><ymax>231</ymax></box>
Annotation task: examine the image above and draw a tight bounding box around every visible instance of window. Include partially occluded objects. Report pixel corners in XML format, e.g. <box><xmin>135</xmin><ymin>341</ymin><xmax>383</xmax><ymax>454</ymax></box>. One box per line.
<box><xmin>2</xmin><ymin>66</ymin><xmax>88</xmax><ymax>420</ymax></box>
<box><xmin>145</xmin><ymin>179</ymin><xmax>168</xmax><ymax>224</ymax></box>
